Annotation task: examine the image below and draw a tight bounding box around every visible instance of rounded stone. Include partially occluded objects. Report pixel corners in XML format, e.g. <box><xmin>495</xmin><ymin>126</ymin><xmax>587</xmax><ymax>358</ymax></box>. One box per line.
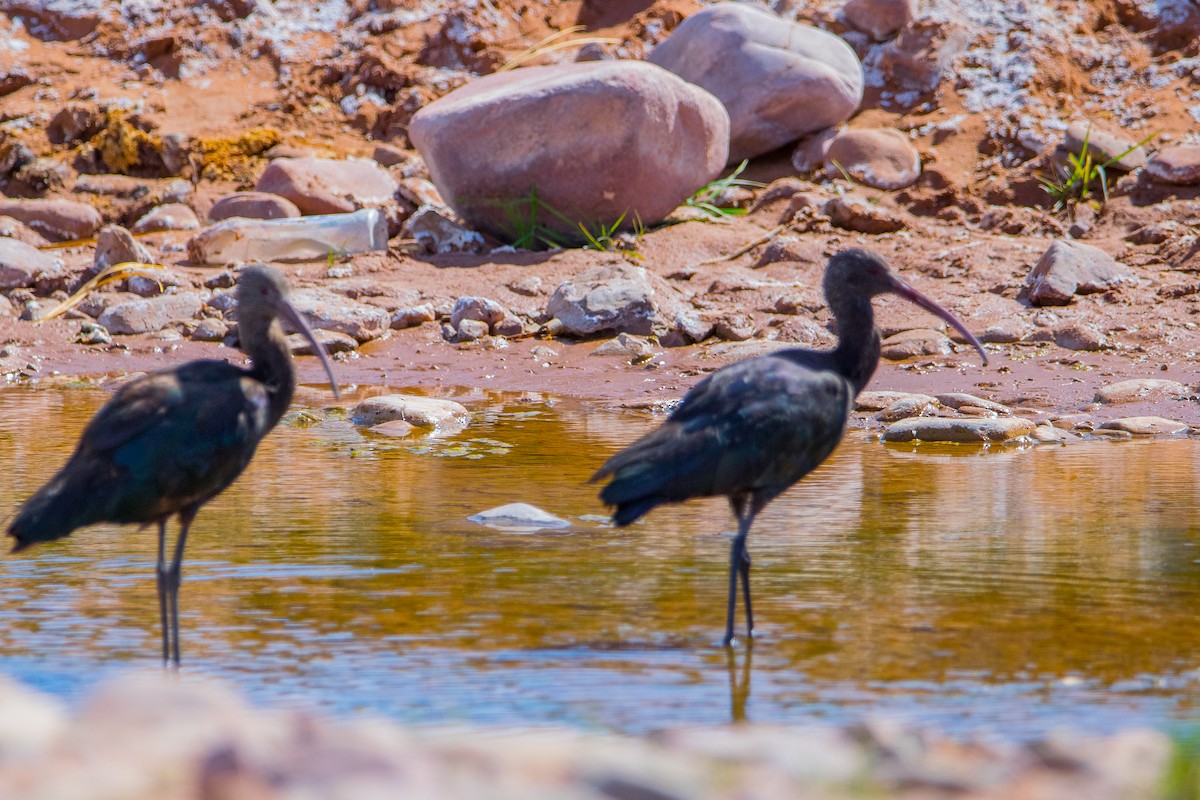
<box><xmin>350</xmin><ymin>395</ymin><xmax>470</xmax><ymax>434</ymax></box>
<box><xmin>410</xmin><ymin>60</ymin><xmax>729</xmax><ymax>242</ymax></box>
<box><xmin>256</xmin><ymin>157</ymin><xmax>399</xmax><ymax>215</ymax></box>
<box><xmin>0</xmin><ymin>198</ymin><xmax>102</xmax><ymax>241</ymax></box>
<box><xmin>132</xmin><ymin>203</ymin><xmax>201</xmax><ymax>233</ymax></box>
<box><xmin>209</xmin><ymin>192</ymin><xmax>301</xmax><ymax>222</ymax></box>
<box><xmin>648</xmin><ymin>3</ymin><xmax>863</xmax><ymax>162</ymax></box>
<box><xmin>1145</xmin><ymin>145</ymin><xmax>1200</xmax><ymax>186</ymax></box>
<box><xmin>468</xmin><ymin>502</ymin><xmax>572</xmax><ymax>531</ymax></box>
<box><xmin>1099</xmin><ymin>416</ymin><xmax>1189</xmax><ymax>436</ymax></box>
<box><xmin>1093</xmin><ymin>379</ymin><xmax>1189</xmax><ymax>405</ymax></box>
<box><xmin>843</xmin><ymin>0</ymin><xmax>918</xmax><ymax>40</ymax></box>
<box><xmin>1064</xmin><ymin>121</ymin><xmax>1147</xmax><ymax>171</ymax></box>
<box><xmin>883</xmin><ymin>417</ymin><xmax>1037</xmax><ymax>443</ymax></box>
<box><xmin>823</xmin><ymin>128</ymin><xmax>921</xmax><ymax>190</ymax></box>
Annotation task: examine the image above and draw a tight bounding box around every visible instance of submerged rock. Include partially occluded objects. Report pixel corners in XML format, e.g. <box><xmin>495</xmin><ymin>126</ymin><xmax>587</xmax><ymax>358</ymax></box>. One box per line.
<box><xmin>468</xmin><ymin>503</ymin><xmax>572</xmax><ymax>531</ymax></box>
<box><xmin>350</xmin><ymin>395</ymin><xmax>470</xmax><ymax>435</ymax></box>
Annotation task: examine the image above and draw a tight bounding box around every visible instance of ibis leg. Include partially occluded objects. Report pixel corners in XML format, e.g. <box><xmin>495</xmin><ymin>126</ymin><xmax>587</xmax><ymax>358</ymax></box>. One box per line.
<box><xmin>739</xmin><ymin>544</ymin><xmax>754</xmax><ymax>639</ymax></box>
<box><xmin>155</xmin><ymin>520</ymin><xmax>170</xmax><ymax>666</ymax></box>
<box><xmin>164</xmin><ymin>508</ymin><xmax>197</xmax><ymax>667</ymax></box>
<box><xmin>724</xmin><ymin>501</ymin><xmax>754</xmax><ymax>647</ymax></box>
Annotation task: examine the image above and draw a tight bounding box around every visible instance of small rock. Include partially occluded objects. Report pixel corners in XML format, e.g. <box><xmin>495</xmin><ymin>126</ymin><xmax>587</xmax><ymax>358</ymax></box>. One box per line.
<box><xmin>877</xmin><ymin>396</ymin><xmax>938</xmax><ymax>421</ymax></box>
<box><xmin>287</xmin><ymin>329</ymin><xmax>358</xmax><ymax>355</ymax></box>
<box><xmin>508</xmin><ymin>275</ymin><xmax>543</xmax><ymax>296</ymax></box>
<box><xmin>883</xmin><ymin>417</ymin><xmax>1037</xmax><ymax>442</ymax></box>
<box><xmin>288</xmin><ymin>288</ymin><xmax>391</xmax><ymax>343</ymax></box>
<box><xmin>843</xmin><ymin>0</ymin><xmax>918</xmax><ymax>40</ymax></box>
<box><xmin>468</xmin><ymin>502</ymin><xmax>572</xmax><ymax>531</ymax></box>
<box><xmin>1031</xmin><ymin>425</ymin><xmax>1070</xmax><ymax>443</ymax></box>
<box><xmin>979</xmin><ymin>323</ymin><xmax>1027</xmax><ymax>344</ymax></box>
<box><xmin>591</xmin><ymin>332</ymin><xmax>655</xmax><ymax>360</ymax></box>
<box><xmin>712</xmin><ymin>312</ymin><xmax>755</xmax><ymax>342</ymax></box>
<box><xmin>350</xmin><ymin>395</ymin><xmax>470</xmax><ymax>434</ymax></box>
<box><xmin>648</xmin><ymin>3</ymin><xmax>862</xmax><ymax>161</ymax></box>
<box><xmin>856</xmin><ymin>390</ymin><xmax>937</xmax><ymax>411</ymax></box>
<box><xmin>371</xmin><ymin>143</ymin><xmax>412</xmax><ymax>167</ymax></box>
<box><xmin>204</xmin><ymin>270</ymin><xmax>237</xmax><ymax>289</ymax></box>
<box><xmin>98</xmin><ymin>292</ymin><xmax>205</xmax><ymax>335</ymax></box>
<box><xmin>1100</xmin><ymin>416</ymin><xmax>1189</xmax><ymax>436</ymax></box>
<box><xmin>1053</xmin><ymin>322</ymin><xmax>1107</xmax><ymax>352</ymax></box>
<box><xmin>74</xmin><ymin>321</ymin><xmax>111</xmax><ymax>345</ymax></box>
<box><xmin>824</xmin><ymin>128</ymin><xmax>921</xmax><ymax>189</ymax></box>
<box><xmin>132</xmin><ymin>203</ymin><xmax>201</xmax><ymax>233</ymax></box>
<box><xmin>454</xmin><ymin>318</ymin><xmax>490</xmax><ymax>342</ymax></box>
<box><xmin>208</xmin><ymin>192</ymin><xmax>301</xmax><ymax>222</ymax></box>
<box><xmin>367</xmin><ymin>420</ymin><xmax>417</xmax><ymax>437</ymax></box>
<box><xmin>935</xmin><ymin>393</ymin><xmax>1010</xmax><ymax>414</ymax></box>
<box><xmin>127</xmin><ymin>271</ymin><xmax>188</xmax><ymax>298</ymax></box>
<box><xmin>93</xmin><ymin>224</ymin><xmax>152</xmax><ymax>271</ymax></box>
<box><xmin>391</xmin><ymin>304</ymin><xmax>436</xmax><ymax>329</ymax></box>
<box><xmin>1025</xmin><ymin>239</ymin><xmax>1134</xmax><ymax>306</ymax></box>
<box><xmin>1064</xmin><ymin>121</ymin><xmax>1146</xmax><ymax>172</ymax></box>
<box><xmin>547</xmin><ymin>264</ymin><xmax>684</xmax><ymax>337</ymax></box>
<box><xmin>880</xmin><ymin>328</ymin><xmax>953</xmax><ymax>360</ymax></box>
<box><xmin>1145</xmin><ymin>145</ymin><xmax>1200</xmax><ymax>186</ymax></box>
<box><xmin>0</xmin><ymin>238</ymin><xmax>64</xmax><ymax>290</ymax></box>
<box><xmin>826</xmin><ymin>196</ymin><xmax>907</xmax><ymax>234</ymax></box>
<box><xmin>492</xmin><ymin>316</ymin><xmax>524</xmax><ymax>337</ymax></box>
<box><xmin>451</xmin><ymin>296</ymin><xmax>508</xmax><ymax>329</ymax></box>
<box><xmin>0</xmin><ymin>215</ymin><xmax>50</xmax><ymax>247</ymax></box>
<box><xmin>402</xmin><ymin>205</ymin><xmax>487</xmax><ymax>254</ymax></box>
<box><xmin>395</xmin><ymin>177</ymin><xmax>443</xmax><ymax>208</ymax></box>
<box><xmin>1094</xmin><ymin>379</ymin><xmax>1189</xmax><ymax>405</ymax></box>
<box><xmin>0</xmin><ymin>198</ymin><xmax>102</xmax><ymax>241</ymax></box>
<box><xmin>256</xmin><ymin>157</ymin><xmax>399</xmax><ymax>215</ymax></box>
<box><xmin>191</xmin><ymin>317</ymin><xmax>229</xmax><ymax>342</ymax></box>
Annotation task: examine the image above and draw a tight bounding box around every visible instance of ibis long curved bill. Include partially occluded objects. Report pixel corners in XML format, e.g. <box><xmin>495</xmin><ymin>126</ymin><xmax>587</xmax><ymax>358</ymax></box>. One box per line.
<box><xmin>888</xmin><ymin>275</ymin><xmax>988</xmax><ymax>367</ymax></box>
<box><xmin>277</xmin><ymin>299</ymin><xmax>341</xmax><ymax>400</ymax></box>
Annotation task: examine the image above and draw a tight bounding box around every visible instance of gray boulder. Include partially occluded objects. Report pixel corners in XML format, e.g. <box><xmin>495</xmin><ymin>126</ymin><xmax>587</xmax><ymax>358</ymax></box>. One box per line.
<box><xmin>547</xmin><ymin>264</ymin><xmax>683</xmax><ymax>337</ymax></box>
<box><xmin>98</xmin><ymin>292</ymin><xmax>205</xmax><ymax>335</ymax></box>
<box><xmin>410</xmin><ymin>60</ymin><xmax>728</xmax><ymax>242</ymax></box>
<box><xmin>648</xmin><ymin>3</ymin><xmax>862</xmax><ymax>162</ymax></box>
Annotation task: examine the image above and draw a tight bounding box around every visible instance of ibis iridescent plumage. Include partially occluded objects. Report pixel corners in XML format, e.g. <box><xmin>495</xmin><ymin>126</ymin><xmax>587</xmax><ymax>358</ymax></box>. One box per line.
<box><xmin>593</xmin><ymin>248</ymin><xmax>987</xmax><ymax>646</ymax></box>
<box><xmin>7</xmin><ymin>265</ymin><xmax>339</xmax><ymax>666</ymax></box>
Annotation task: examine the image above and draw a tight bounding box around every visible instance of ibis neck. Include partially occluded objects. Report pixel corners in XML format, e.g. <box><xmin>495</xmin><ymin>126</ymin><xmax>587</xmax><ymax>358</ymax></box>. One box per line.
<box><xmin>830</xmin><ymin>295</ymin><xmax>882</xmax><ymax>395</ymax></box>
<box><xmin>241</xmin><ymin>316</ymin><xmax>296</xmax><ymax>426</ymax></box>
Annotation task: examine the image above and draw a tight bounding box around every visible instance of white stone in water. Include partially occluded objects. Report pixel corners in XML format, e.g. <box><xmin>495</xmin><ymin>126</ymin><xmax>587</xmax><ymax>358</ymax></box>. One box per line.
<box><xmin>350</xmin><ymin>395</ymin><xmax>470</xmax><ymax>435</ymax></box>
<box><xmin>468</xmin><ymin>503</ymin><xmax>572</xmax><ymax>531</ymax></box>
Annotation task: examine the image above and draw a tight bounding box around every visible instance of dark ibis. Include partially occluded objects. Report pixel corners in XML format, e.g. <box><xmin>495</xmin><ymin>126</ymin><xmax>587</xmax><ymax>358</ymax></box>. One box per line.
<box><xmin>592</xmin><ymin>248</ymin><xmax>987</xmax><ymax>646</ymax></box>
<box><xmin>7</xmin><ymin>265</ymin><xmax>340</xmax><ymax>666</ymax></box>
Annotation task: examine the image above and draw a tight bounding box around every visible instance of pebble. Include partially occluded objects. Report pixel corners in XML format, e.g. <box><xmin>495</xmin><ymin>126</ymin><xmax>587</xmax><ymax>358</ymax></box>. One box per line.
<box><xmin>1063</xmin><ymin>121</ymin><xmax>1147</xmax><ymax>171</ymax></box>
<box><xmin>648</xmin><ymin>3</ymin><xmax>862</xmax><ymax>161</ymax></box>
<box><xmin>0</xmin><ymin>238</ymin><xmax>64</xmax><ymax>291</ymax></box>
<box><xmin>712</xmin><ymin>312</ymin><xmax>755</xmax><ymax>342</ymax></box>
<box><xmin>0</xmin><ymin>215</ymin><xmax>50</xmax><ymax>247</ymax></box>
<box><xmin>256</xmin><ymin>156</ymin><xmax>399</xmax><ymax>215</ymax></box>
<box><xmin>127</xmin><ymin>271</ymin><xmax>187</xmax><ymax>298</ymax></box>
<box><xmin>1031</xmin><ymin>424</ymin><xmax>1072</xmax><ymax>443</ymax></box>
<box><xmin>823</xmin><ymin>128</ymin><xmax>922</xmax><ymax>189</ymax></box>
<box><xmin>880</xmin><ymin>328</ymin><xmax>953</xmax><ymax>360</ymax></box>
<box><xmin>508</xmin><ymin>275</ymin><xmax>543</xmax><ymax>296</ymax></box>
<box><xmin>843</xmin><ymin>0</ymin><xmax>918</xmax><ymax>40</ymax></box>
<box><xmin>1025</xmin><ymin>239</ymin><xmax>1134</xmax><ymax>306</ymax></box>
<box><xmin>74</xmin><ymin>321</ymin><xmax>111</xmax><ymax>345</ymax></box>
<box><xmin>1053</xmin><ymin>322</ymin><xmax>1107</xmax><ymax>352</ymax></box>
<box><xmin>288</xmin><ymin>288</ymin><xmax>392</xmax><ymax>343</ymax></box>
<box><xmin>0</xmin><ymin>198</ymin><xmax>102</xmax><ymax>241</ymax></box>
<box><xmin>410</xmin><ymin>60</ymin><xmax>728</xmax><ymax>239</ymax></box>
<box><xmin>876</xmin><ymin>396</ymin><xmax>939</xmax><ymax>421</ymax></box>
<box><xmin>1144</xmin><ymin>145</ymin><xmax>1200</xmax><ymax>185</ymax></box>
<box><xmin>1099</xmin><ymin>416</ymin><xmax>1189</xmax><ymax>436</ymax></box>
<box><xmin>287</xmin><ymin>328</ymin><xmax>359</xmax><ymax>355</ymax></box>
<box><xmin>453</xmin><ymin>318</ymin><xmax>490</xmax><ymax>342</ymax></box>
<box><xmin>547</xmin><ymin>264</ymin><xmax>683</xmax><ymax>337</ymax></box>
<box><xmin>395</xmin><ymin>177</ymin><xmax>444</xmax><ymax>209</ymax></box>
<box><xmin>98</xmin><ymin>292</ymin><xmax>205</xmax><ymax>335</ymax></box>
<box><xmin>131</xmin><ymin>203</ymin><xmax>201</xmax><ymax>233</ymax></box>
<box><xmin>93</xmin><ymin>224</ymin><xmax>152</xmax><ymax>272</ymax></box>
<box><xmin>826</xmin><ymin>195</ymin><xmax>907</xmax><ymax>234</ymax></box>
<box><xmin>350</xmin><ymin>395</ymin><xmax>470</xmax><ymax>435</ymax></box>
<box><xmin>591</xmin><ymin>332</ymin><xmax>655</xmax><ymax>361</ymax></box>
<box><xmin>208</xmin><ymin>191</ymin><xmax>301</xmax><ymax>222</ymax></box>
<box><xmin>190</xmin><ymin>317</ymin><xmax>229</xmax><ymax>342</ymax></box>
<box><xmin>883</xmin><ymin>416</ymin><xmax>1037</xmax><ymax>443</ymax></box>
<box><xmin>935</xmin><ymin>393</ymin><xmax>1010</xmax><ymax>414</ymax></box>
<box><xmin>451</xmin><ymin>296</ymin><xmax>509</xmax><ymax>330</ymax></box>
<box><xmin>391</xmin><ymin>304</ymin><xmax>436</xmax><ymax>329</ymax></box>
<box><xmin>1093</xmin><ymin>379</ymin><xmax>1189</xmax><ymax>405</ymax></box>
<box><xmin>856</xmin><ymin>390</ymin><xmax>937</xmax><ymax>411</ymax></box>
<box><xmin>468</xmin><ymin>503</ymin><xmax>572</xmax><ymax>531</ymax></box>
<box><xmin>402</xmin><ymin>205</ymin><xmax>487</xmax><ymax>254</ymax></box>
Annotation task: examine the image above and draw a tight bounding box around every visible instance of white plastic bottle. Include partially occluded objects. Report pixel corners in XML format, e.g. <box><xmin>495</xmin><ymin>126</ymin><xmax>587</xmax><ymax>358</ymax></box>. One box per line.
<box><xmin>187</xmin><ymin>208</ymin><xmax>389</xmax><ymax>265</ymax></box>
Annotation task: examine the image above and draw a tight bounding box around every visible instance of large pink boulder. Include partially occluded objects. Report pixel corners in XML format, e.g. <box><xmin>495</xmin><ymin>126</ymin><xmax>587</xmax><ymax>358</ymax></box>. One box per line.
<box><xmin>255</xmin><ymin>157</ymin><xmax>398</xmax><ymax>215</ymax></box>
<box><xmin>409</xmin><ymin>60</ymin><xmax>729</xmax><ymax>243</ymax></box>
<box><xmin>648</xmin><ymin>3</ymin><xmax>863</xmax><ymax>162</ymax></box>
<box><xmin>0</xmin><ymin>198</ymin><xmax>102</xmax><ymax>241</ymax></box>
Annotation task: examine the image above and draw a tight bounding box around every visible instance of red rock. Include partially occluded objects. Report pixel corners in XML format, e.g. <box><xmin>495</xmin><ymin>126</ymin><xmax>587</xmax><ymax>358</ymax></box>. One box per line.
<box><xmin>209</xmin><ymin>192</ymin><xmax>301</xmax><ymax>222</ymax></box>
<box><xmin>0</xmin><ymin>216</ymin><xmax>50</xmax><ymax>247</ymax></box>
<box><xmin>410</xmin><ymin>61</ymin><xmax>728</xmax><ymax>242</ymax></box>
<box><xmin>0</xmin><ymin>238</ymin><xmax>63</xmax><ymax>290</ymax></box>
<box><xmin>132</xmin><ymin>203</ymin><xmax>201</xmax><ymax>233</ymax></box>
<box><xmin>823</xmin><ymin>128</ymin><xmax>921</xmax><ymax>189</ymax></box>
<box><xmin>843</xmin><ymin>0</ymin><xmax>917</xmax><ymax>41</ymax></box>
<box><xmin>0</xmin><ymin>198</ymin><xmax>102</xmax><ymax>241</ymax></box>
<box><xmin>648</xmin><ymin>3</ymin><xmax>862</xmax><ymax>162</ymax></box>
<box><xmin>256</xmin><ymin>157</ymin><xmax>398</xmax><ymax>215</ymax></box>
<box><xmin>1025</xmin><ymin>240</ymin><xmax>1134</xmax><ymax>306</ymax></box>
<box><xmin>1145</xmin><ymin>145</ymin><xmax>1200</xmax><ymax>186</ymax></box>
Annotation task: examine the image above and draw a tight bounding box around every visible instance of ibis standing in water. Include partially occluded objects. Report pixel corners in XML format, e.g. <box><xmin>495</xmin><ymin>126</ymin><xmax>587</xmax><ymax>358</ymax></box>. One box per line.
<box><xmin>8</xmin><ymin>265</ymin><xmax>340</xmax><ymax>666</ymax></box>
<box><xmin>593</xmin><ymin>248</ymin><xmax>988</xmax><ymax>646</ymax></box>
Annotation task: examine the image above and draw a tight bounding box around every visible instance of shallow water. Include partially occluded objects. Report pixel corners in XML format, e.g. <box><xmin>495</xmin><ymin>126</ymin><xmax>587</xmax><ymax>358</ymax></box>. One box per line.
<box><xmin>2</xmin><ymin>384</ymin><xmax>1200</xmax><ymax>738</ymax></box>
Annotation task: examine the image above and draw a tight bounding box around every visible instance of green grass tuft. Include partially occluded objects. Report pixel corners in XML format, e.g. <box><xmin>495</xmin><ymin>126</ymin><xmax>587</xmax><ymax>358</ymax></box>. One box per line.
<box><xmin>685</xmin><ymin>160</ymin><xmax>765</xmax><ymax>219</ymax></box>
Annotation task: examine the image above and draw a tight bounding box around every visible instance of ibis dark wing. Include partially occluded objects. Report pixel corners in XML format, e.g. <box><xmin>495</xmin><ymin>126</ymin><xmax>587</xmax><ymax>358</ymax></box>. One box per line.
<box><xmin>595</xmin><ymin>353</ymin><xmax>854</xmax><ymax>524</ymax></box>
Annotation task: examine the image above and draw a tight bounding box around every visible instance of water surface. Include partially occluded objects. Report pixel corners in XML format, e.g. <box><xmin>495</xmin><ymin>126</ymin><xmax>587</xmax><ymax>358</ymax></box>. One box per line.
<box><xmin>2</xmin><ymin>384</ymin><xmax>1200</xmax><ymax>738</ymax></box>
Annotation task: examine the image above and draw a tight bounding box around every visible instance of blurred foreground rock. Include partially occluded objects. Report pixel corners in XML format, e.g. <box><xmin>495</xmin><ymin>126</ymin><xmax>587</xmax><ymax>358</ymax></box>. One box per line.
<box><xmin>0</xmin><ymin>673</ymin><xmax>1176</xmax><ymax>800</ymax></box>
